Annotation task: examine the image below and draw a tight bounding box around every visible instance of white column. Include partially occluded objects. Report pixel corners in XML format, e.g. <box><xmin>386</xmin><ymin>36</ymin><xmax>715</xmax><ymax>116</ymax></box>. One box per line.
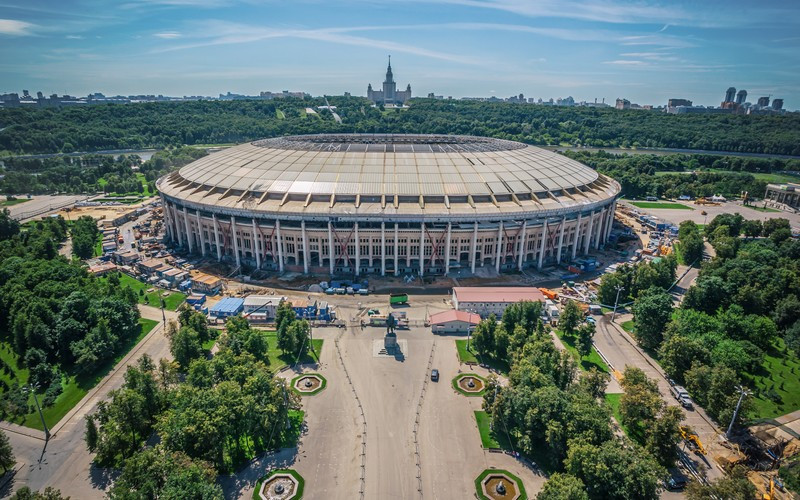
<box><xmin>161</xmin><ymin>196</ymin><xmax>172</xmax><ymax>241</ymax></box>
<box><xmin>606</xmin><ymin>202</ymin><xmax>616</xmax><ymax>242</ymax></box>
<box><xmin>301</xmin><ymin>220</ymin><xmax>309</xmax><ymax>274</ymax></box>
<box><xmin>354</xmin><ymin>222</ymin><xmax>360</xmax><ymax>276</ymax></box>
<box><xmin>538</xmin><ymin>220</ymin><xmax>548</xmax><ymax>270</ymax></box>
<box><xmin>593</xmin><ymin>208</ymin><xmax>604</xmax><ymax>249</ymax></box>
<box><xmin>572</xmin><ymin>212</ymin><xmax>582</xmax><ymax>260</ymax></box>
<box><xmin>470</xmin><ymin>221</ymin><xmax>478</xmax><ymax>273</ymax></box>
<box><xmin>517</xmin><ymin>221</ymin><xmax>527</xmax><ymax>271</ymax></box>
<box><xmin>212</xmin><ymin>214</ymin><xmax>222</xmax><ymax>261</ymax></box>
<box><xmin>381</xmin><ymin>222</ymin><xmax>386</xmax><ymax>276</ymax></box>
<box><xmin>556</xmin><ymin>216</ymin><xmax>566</xmax><ymax>264</ymax></box>
<box><xmin>584</xmin><ymin>211</ymin><xmax>594</xmax><ymax>255</ymax></box>
<box><xmin>196</xmin><ymin>210</ymin><xmax>206</xmax><ymax>257</ymax></box>
<box><xmin>276</xmin><ymin>219</ymin><xmax>284</xmax><ymax>273</ymax></box>
<box><xmin>445</xmin><ymin>222</ymin><xmax>452</xmax><ymax>275</ymax></box>
<box><xmin>231</xmin><ymin>216</ymin><xmax>241</xmax><ymax>268</ymax></box>
<box><xmin>419</xmin><ymin>223</ymin><xmax>425</xmax><ymax>277</ymax></box>
<box><xmin>328</xmin><ymin>222</ymin><xmax>334</xmax><ymax>275</ymax></box>
<box><xmin>394</xmin><ymin>223</ymin><xmax>399</xmax><ymax>276</ymax></box>
<box><xmin>183</xmin><ymin>208</ymin><xmax>193</xmax><ymax>252</ymax></box>
<box><xmin>495</xmin><ymin>221</ymin><xmax>503</xmax><ymax>272</ymax></box>
<box><xmin>172</xmin><ymin>205</ymin><xmax>183</xmax><ymax>245</ymax></box>
<box><xmin>251</xmin><ymin>219</ymin><xmax>261</xmax><ymax>269</ymax></box>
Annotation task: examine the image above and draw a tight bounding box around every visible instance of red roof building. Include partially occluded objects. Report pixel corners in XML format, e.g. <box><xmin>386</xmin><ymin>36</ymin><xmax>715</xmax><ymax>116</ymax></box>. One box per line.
<box><xmin>451</xmin><ymin>286</ymin><xmax>545</xmax><ymax>318</ymax></box>
<box><xmin>429</xmin><ymin>309</ymin><xmax>481</xmax><ymax>334</ymax></box>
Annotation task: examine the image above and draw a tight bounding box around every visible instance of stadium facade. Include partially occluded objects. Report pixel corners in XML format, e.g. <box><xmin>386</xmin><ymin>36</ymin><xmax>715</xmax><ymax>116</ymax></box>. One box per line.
<box><xmin>157</xmin><ymin>134</ymin><xmax>621</xmax><ymax>276</ymax></box>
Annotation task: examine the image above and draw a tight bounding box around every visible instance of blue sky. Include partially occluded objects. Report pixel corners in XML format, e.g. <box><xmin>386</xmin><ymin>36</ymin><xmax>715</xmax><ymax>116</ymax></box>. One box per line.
<box><xmin>1</xmin><ymin>0</ymin><xmax>799</xmax><ymax>108</ymax></box>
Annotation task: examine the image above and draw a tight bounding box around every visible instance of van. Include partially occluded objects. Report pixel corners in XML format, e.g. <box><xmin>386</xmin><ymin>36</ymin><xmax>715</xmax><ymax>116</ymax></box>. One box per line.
<box><xmin>671</xmin><ymin>385</ymin><xmax>693</xmax><ymax>409</ymax></box>
<box><xmin>646</xmin><ymin>196</ymin><xmax>658</xmax><ymax>201</ymax></box>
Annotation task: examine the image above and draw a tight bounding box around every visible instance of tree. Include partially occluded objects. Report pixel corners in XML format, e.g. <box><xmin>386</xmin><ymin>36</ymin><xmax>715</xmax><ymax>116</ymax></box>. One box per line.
<box><xmin>288</xmin><ymin>319</ymin><xmax>311</xmax><ymax>359</ymax></box>
<box><xmin>575</xmin><ymin>322</ymin><xmax>595</xmax><ymax>358</ymax></box>
<box><xmin>597</xmin><ymin>271</ymin><xmax>628</xmax><ymax>306</ymax></box>
<box><xmin>275</xmin><ymin>301</ymin><xmax>296</xmax><ymax>354</ymax></box>
<box><xmin>773</xmin><ymin>295</ymin><xmax>800</xmax><ymax>331</ymax></box>
<box><xmin>536</xmin><ymin>473</ymin><xmax>588</xmax><ymax>500</ymax></box>
<box><xmin>169</xmin><ymin>327</ymin><xmax>203</xmax><ymax>370</ymax></box>
<box><xmin>560</xmin><ymin>301</ymin><xmax>583</xmax><ymax>337</ymax></box>
<box><xmin>658</xmin><ymin>335</ymin><xmax>711</xmax><ymax>381</ymax></box>
<box><xmin>471</xmin><ymin>316</ymin><xmax>497</xmax><ymax>358</ymax></box>
<box><xmin>8</xmin><ymin>487</ymin><xmax>68</xmax><ymax>500</ymax></box>
<box><xmin>742</xmin><ymin>219</ymin><xmax>762</xmax><ymax>238</ymax></box>
<box><xmin>619</xmin><ymin>367</ymin><xmax>663</xmax><ymax>432</ymax></box>
<box><xmin>632</xmin><ymin>287</ymin><xmax>673</xmax><ymax>350</ymax></box>
<box><xmin>0</xmin><ymin>429</ymin><xmax>15</xmax><ymax>474</ymax></box>
<box><xmin>686</xmin><ymin>465</ymin><xmax>755</xmax><ymax>500</ymax></box>
<box><xmin>645</xmin><ymin>405</ymin><xmax>684</xmax><ymax>467</ymax></box>
<box><xmin>786</xmin><ymin>320</ymin><xmax>800</xmax><ymax>356</ymax></box>
<box><xmin>85</xmin><ymin>415</ymin><xmax>98</xmax><ymax>453</ymax></box>
<box><xmin>565</xmin><ymin>439</ymin><xmax>664</xmax><ymax>500</ymax></box>
<box><xmin>761</xmin><ymin>217</ymin><xmax>790</xmax><ymax>237</ymax></box>
<box><xmin>578</xmin><ymin>368</ymin><xmax>609</xmax><ymax>400</ymax></box>
<box><xmin>0</xmin><ymin>209</ymin><xmax>20</xmax><ymax>241</ymax></box>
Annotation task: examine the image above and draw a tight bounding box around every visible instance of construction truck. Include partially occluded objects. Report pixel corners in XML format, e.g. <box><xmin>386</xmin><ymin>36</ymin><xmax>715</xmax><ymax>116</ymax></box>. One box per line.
<box><xmin>680</xmin><ymin>426</ymin><xmax>706</xmax><ymax>455</ymax></box>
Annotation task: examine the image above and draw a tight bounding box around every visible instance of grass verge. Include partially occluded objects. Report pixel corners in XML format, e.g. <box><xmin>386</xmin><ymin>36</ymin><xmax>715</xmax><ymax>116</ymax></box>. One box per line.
<box><xmin>455</xmin><ymin>339</ymin><xmax>478</xmax><ymax>363</ymax></box>
<box><xmin>620</xmin><ymin>320</ymin><xmax>635</xmax><ymax>333</ymax></box>
<box><xmin>452</xmin><ymin>373</ymin><xmax>488</xmax><ymax>397</ymax></box>
<box><xmin>115</xmin><ymin>273</ymin><xmax>186</xmax><ymax>310</ymax></box>
<box><xmin>554</xmin><ymin>330</ymin><xmax>610</xmax><ymax>373</ymax></box>
<box><xmin>474</xmin><ymin>410</ymin><xmax>512</xmax><ymax>449</ymax></box>
<box><xmin>0</xmin><ymin>198</ymin><xmax>30</xmax><ymax>207</ymax></box>
<box><xmin>454</xmin><ymin>339</ymin><xmax>510</xmax><ymax>374</ymax></box>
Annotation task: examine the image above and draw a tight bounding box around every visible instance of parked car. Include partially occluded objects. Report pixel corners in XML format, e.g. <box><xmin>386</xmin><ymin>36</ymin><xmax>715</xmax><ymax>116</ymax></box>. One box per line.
<box><xmin>664</xmin><ymin>476</ymin><xmax>687</xmax><ymax>491</ymax></box>
<box><xmin>431</xmin><ymin>369</ymin><xmax>439</xmax><ymax>382</ymax></box>
<box><xmin>671</xmin><ymin>385</ymin><xmax>694</xmax><ymax>409</ymax></box>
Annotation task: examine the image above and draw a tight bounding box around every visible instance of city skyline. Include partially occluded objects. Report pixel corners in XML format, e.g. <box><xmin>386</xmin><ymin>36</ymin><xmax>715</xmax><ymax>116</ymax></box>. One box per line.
<box><xmin>1</xmin><ymin>0</ymin><xmax>799</xmax><ymax>108</ymax></box>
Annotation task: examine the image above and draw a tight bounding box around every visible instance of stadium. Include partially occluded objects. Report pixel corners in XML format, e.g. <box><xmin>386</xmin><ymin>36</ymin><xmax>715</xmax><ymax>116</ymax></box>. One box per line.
<box><xmin>156</xmin><ymin>134</ymin><xmax>621</xmax><ymax>276</ymax></box>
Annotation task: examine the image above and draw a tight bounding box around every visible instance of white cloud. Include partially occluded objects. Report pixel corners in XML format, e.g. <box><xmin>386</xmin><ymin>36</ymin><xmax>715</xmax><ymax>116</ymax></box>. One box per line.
<box><xmin>0</xmin><ymin>18</ymin><xmax>36</xmax><ymax>36</ymax></box>
<box><xmin>154</xmin><ymin>31</ymin><xmax>181</xmax><ymax>38</ymax></box>
<box><xmin>66</xmin><ymin>34</ymin><xmax>84</xmax><ymax>39</ymax></box>
<box><xmin>605</xmin><ymin>60</ymin><xmax>648</xmax><ymax>66</ymax></box>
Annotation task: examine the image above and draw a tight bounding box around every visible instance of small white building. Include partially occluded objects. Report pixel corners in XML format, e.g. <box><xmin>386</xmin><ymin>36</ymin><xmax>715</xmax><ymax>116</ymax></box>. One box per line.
<box><xmin>452</xmin><ymin>287</ymin><xmax>546</xmax><ymax>318</ymax></box>
<box><xmin>243</xmin><ymin>295</ymin><xmax>285</xmax><ymax>323</ymax></box>
<box><xmin>429</xmin><ymin>310</ymin><xmax>481</xmax><ymax>334</ymax></box>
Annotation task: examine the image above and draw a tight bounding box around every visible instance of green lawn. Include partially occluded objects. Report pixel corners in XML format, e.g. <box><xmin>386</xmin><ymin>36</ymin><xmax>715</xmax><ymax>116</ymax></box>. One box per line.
<box><xmin>262</xmin><ymin>330</ymin><xmax>323</xmax><ymax>369</ymax></box>
<box><xmin>748</xmin><ymin>205</ymin><xmax>780</xmax><ymax>213</ymax></box>
<box><xmin>92</xmin><ymin>232</ymin><xmax>104</xmax><ymax>257</ymax></box>
<box><xmin>604</xmin><ymin>393</ymin><xmax>640</xmax><ymax>440</ymax></box>
<box><xmin>628</xmin><ymin>201</ymin><xmax>693</xmax><ymax>210</ymax></box>
<box><xmin>456</xmin><ymin>339</ymin><xmax>478</xmax><ymax>363</ymax></box>
<box><xmin>9</xmin><ymin>318</ymin><xmax>158</xmax><ymax>430</ymax></box>
<box><xmin>620</xmin><ymin>320</ymin><xmax>635</xmax><ymax>333</ymax></box>
<box><xmin>746</xmin><ymin>338</ymin><xmax>800</xmax><ymax>420</ymax></box>
<box><xmin>474</xmin><ymin>410</ymin><xmax>512</xmax><ymax>449</ymax></box>
<box><xmin>275</xmin><ymin>109</ymin><xmax>286</xmax><ymax>119</ymax></box>
<box><xmin>554</xmin><ymin>330</ymin><xmax>610</xmax><ymax>373</ymax></box>
<box><xmin>115</xmin><ymin>273</ymin><xmax>186</xmax><ymax>310</ymax></box>
<box><xmin>202</xmin><ymin>329</ymin><xmax>221</xmax><ymax>352</ymax></box>
<box><xmin>0</xmin><ymin>198</ymin><xmax>30</xmax><ymax>207</ymax></box>
<box><xmin>454</xmin><ymin>340</ymin><xmax>509</xmax><ymax>374</ymax></box>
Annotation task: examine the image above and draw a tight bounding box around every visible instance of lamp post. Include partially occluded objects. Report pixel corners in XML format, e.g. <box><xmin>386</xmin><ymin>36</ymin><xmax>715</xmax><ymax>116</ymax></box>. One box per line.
<box><xmin>611</xmin><ymin>286</ymin><xmax>625</xmax><ymax>322</ymax></box>
<box><xmin>24</xmin><ymin>384</ymin><xmax>50</xmax><ymax>441</ymax></box>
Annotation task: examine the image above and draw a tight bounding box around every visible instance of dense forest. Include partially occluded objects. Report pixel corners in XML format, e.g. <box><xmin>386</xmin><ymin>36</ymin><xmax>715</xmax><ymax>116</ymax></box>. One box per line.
<box><xmin>564</xmin><ymin>150</ymin><xmax>800</xmax><ymax>199</ymax></box>
<box><xmin>0</xmin><ymin>147</ymin><xmax>207</xmax><ymax>195</ymax></box>
<box><xmin>0</xmin><ymin>211</ymin><xmax>142</xmax><ymax>423</ymax></box>
<box><xmin>2</xmin><ymin>97</ymin><xmax>799</xmax><ymax>155</ymax></box>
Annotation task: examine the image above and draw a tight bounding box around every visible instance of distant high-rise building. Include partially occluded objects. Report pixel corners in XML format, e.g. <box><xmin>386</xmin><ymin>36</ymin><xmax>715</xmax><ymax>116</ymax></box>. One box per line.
<box><xmin>757</xmin><ymin>96</ymin><xmax>770</xmax><ymax>107</ymax></box>
<box><xmin>367</xmin><ymin>56</ymin><xmax>412</xmax><ymax>105</ymax></box>
<box><xmin>615</xmin><ymin>98</ymin><xmax>631</xmax><ymax>110</ymax></box>
<box><xmin>735</xmin><ymin>89</ymin><xmax>747</xmax><ymax>105</ymax></box>
<box><xmin>668</xmin><ymin>98</ymin><xmax>692</xmax><ymax>107</ymax></box>
<box><xmin>772</xmin><ymin>98</ymin><xmax>784</xmax><ymax>110</ymax></box>
<box><xmin>724</xmin><ymin>87</ymin><xmax>736</xmax><ymax>103</ymax></box>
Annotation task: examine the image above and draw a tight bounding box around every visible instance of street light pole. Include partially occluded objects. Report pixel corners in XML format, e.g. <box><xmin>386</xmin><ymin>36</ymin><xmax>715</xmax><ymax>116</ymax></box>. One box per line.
<box><xmin>611</xmin><ymin>286</ymin><xmax>625</xmax><ymax>322</ymax></box>
<box><xmin>26</xmin><ymin>384</ymin><xmax>50</xmax><ymax>440</ymax></box>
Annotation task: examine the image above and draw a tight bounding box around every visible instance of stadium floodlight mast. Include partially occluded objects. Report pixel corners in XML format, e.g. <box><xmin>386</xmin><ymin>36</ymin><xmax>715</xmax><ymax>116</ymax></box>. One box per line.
<box><xmin>726</xmin><ymin>386</ymin><xmax>750</xmax><ymax>439</ymax></box>
<box><xmin>611</xmin><ymin>286</ymin><xmax>625</xmax><ymax>322</ymax></box>
<box><xmin>23</xmin><ymin>383</ymin><xmax>50</xmax><ymax>441</ymax></box>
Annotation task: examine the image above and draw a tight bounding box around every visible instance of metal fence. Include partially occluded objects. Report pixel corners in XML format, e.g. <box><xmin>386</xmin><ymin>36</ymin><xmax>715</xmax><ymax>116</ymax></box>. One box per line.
<box><xmin>334</xmin><ymin>331</ymin><xmax>367</xmax><ymax>499</ymax></box>
<box><xmin>411</xmin><ymin>339</ymin><xmax>436</xmax><ymax>498</ymax></box>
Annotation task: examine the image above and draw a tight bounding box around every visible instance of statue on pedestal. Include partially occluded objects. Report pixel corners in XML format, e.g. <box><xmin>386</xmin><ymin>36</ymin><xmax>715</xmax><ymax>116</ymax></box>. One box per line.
<box><xmin>384</xmin><ymin>313</ymin><xmax>398</xmax><ymax>352</ymax></box>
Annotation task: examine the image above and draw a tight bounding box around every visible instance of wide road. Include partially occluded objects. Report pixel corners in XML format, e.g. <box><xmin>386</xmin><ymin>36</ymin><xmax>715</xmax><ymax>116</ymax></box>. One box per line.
<box><xmin>1</xmin><ymin>305</ymin><xmax>176</xmax><ymax>499</ymax></box>
<box><xmin>594</xmin><ymin>314</ymin><xmax>725</xmax><ymax>482</ymax></box>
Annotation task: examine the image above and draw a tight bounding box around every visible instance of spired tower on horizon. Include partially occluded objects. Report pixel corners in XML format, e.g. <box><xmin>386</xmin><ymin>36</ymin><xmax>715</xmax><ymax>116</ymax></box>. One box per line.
<box><xmin>367</xmin><ymin>56</ymin><xmax>412</xmax><ymax>105</ymax></box>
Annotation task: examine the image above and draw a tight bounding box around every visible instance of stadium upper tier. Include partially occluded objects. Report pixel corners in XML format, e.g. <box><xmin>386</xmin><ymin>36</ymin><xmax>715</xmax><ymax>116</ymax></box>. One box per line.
<box><xmin>157</xmin><ymin>134</ymin><xmax>619</xmax><ymax>219</ymax></box>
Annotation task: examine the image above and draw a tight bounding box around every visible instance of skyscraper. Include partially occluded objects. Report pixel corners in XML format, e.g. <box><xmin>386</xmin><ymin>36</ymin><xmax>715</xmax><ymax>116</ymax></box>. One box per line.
<box><xmin>772</xmin><ymin>98</ymin><xmax>784</xmax><ymax>110</ymax></box>
<box><xmin>367</xmin><ymin>56</ymin><xmax>412</xmax><ymax>105</ymax></box>
<box><xmin>757</xmin><ymin>96</ymin><xmax>770</xmax><ymax>107</ymax></box>
<box><xmin>735</xmin><ymin>89</ymin><xmax>747</xmax><ymax>105</ymax></box>
<box><xmin>724</xmin><ymin>87</ymin><xmax>736</xmax><ymax>103</ymax></box>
